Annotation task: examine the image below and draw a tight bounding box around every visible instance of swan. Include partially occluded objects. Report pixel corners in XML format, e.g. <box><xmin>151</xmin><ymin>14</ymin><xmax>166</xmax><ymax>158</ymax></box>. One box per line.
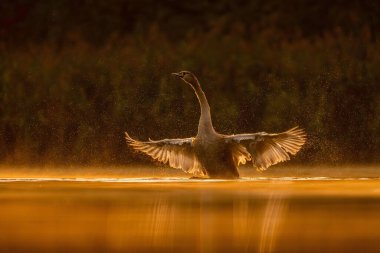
<box><xmin>125</xmin><ymin>71</ymin><xmax>306</xmax><ymax>179</ymax></box>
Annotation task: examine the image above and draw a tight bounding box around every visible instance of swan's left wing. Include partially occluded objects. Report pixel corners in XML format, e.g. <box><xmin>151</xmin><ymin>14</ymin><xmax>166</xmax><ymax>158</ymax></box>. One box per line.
<box><xmin>225</xmin><ymin>127</ymin><xmax>306</xmax><ymax>171</ymax></box>
<box><xmin>125</xmin><ymin>132</ymin><xmax>205</xmax><ymax>176</ymax></box>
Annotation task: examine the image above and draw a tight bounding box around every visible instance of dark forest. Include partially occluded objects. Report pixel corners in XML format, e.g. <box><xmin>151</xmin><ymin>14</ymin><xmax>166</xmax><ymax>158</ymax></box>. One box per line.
<box><xmin>0</xmin><ymin>0</ymin><xmax>379</xmax><ymax>165</ymax></box>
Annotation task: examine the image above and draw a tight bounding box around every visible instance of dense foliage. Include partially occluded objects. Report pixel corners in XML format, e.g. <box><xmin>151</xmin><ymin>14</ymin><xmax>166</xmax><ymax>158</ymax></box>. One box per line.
<box><xmin>0</xmin><ymin>0</ymin><xmax>379</xmax><ymax>165</ymax></box>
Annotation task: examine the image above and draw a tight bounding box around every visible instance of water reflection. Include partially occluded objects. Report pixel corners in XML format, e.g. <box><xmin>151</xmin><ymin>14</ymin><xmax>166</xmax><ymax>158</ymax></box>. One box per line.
<box><xmin>259</xmin><ymin>193</ymin><xmax>287</xmax><ymax>253</ymax></box>
<box><xmin>0</xmin><ymin>181</ymin><xmax>380</xmax><ymax>252</ymax></box>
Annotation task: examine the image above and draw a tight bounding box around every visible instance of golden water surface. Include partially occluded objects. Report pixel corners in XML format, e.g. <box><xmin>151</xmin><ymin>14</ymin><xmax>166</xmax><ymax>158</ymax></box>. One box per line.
<box><xmin>0</xmin><ymin>166</ymin><xmax>380</xmax><ymax>253</ymax></box>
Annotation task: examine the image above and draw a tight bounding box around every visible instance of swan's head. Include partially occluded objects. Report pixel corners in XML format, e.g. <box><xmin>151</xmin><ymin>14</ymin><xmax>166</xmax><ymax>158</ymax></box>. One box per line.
<box><xmin>172</xmin><ymin>71</ymin><xmax>198</xmax><ymax>87</ymax></box>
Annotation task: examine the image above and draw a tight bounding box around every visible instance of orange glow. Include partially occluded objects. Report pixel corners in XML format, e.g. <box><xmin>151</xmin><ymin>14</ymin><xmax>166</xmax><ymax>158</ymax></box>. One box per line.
<box><xmin>0</xmin><ymin>166</ymin><xmax>380</xmax><ymax>252</ymax></box>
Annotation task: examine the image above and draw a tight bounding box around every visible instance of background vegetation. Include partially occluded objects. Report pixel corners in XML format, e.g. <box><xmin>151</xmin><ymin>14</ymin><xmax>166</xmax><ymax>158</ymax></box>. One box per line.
<box><xmin>0</xmin><ymin>0</ymin><xmax>379</xmax><ymax>165</ymax></box>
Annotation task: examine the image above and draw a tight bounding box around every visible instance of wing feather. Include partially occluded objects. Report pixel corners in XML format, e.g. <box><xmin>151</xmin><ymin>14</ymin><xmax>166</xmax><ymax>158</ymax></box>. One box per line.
<box><xmin>225</xmin><ymin>126</ymin><xmax>306</xmax><ymax>171</ymax></box>
<box><xmin>125</xmin><ymin>132</ymin><xmax>205</xmax><ymax>176</ymax></box>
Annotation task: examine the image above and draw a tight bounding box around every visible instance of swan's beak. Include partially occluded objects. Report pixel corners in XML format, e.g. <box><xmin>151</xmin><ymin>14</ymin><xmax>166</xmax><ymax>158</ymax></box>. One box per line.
<box><xmin>171</xmin><ymin>72</ymin><xmax>182</xmax><ymax>77</ymax></box>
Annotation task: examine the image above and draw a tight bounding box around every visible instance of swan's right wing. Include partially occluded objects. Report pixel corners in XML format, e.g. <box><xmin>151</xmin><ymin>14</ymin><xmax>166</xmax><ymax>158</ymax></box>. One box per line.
<box><xmin>125</xmin><ymin>132</ymin><xmax>205</xmax><ymax>176</ymax></box>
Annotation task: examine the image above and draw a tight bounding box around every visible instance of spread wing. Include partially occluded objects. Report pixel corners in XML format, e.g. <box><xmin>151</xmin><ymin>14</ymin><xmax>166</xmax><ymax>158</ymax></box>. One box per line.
<box><xmin>125</xmin><ymin>132</ymin><xmax>205</xmax><ymax>176</ymax></box>
<box><xmin>225</xmin><ymin>127</ymin><xmax>306</xmax><ymax>171</ymax></box>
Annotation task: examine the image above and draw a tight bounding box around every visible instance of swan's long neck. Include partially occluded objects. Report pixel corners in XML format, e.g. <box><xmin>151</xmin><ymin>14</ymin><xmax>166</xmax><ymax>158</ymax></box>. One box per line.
<box><xmin>191</xmin><ymin>79</ymin><xmax>216</xmax><ymax>136</ymax></box>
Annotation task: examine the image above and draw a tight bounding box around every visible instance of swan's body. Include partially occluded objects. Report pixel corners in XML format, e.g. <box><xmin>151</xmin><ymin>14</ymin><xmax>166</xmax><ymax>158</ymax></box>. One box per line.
<box><xmin>125</xmin><ymin>71</ymin><xmax>306</xmax><ymax>179</ymax></box>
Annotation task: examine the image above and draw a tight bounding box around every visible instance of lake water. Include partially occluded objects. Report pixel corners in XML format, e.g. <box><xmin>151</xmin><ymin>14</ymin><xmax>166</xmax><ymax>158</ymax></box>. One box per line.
<box><xmin>0</xmin><ymin>166</ymin><xmax>379</xmax><ymax>252</ymax></box>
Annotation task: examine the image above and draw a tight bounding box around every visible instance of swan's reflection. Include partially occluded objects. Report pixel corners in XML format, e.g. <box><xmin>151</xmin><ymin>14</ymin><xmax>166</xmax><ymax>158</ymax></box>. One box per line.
<box><xmin>232</xmin><ymin>193</ymin><xmax>287</xmax><ymax>253</ymax></box>
<box><xmin>258</xmin><ymin>193</ymin><xmax>287</xmax><ymax>253</ymax></box>
<box><xmin>116</xmin><ymin>190</ymin><xmax>288</xmax><ymax>252</ymax></box>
